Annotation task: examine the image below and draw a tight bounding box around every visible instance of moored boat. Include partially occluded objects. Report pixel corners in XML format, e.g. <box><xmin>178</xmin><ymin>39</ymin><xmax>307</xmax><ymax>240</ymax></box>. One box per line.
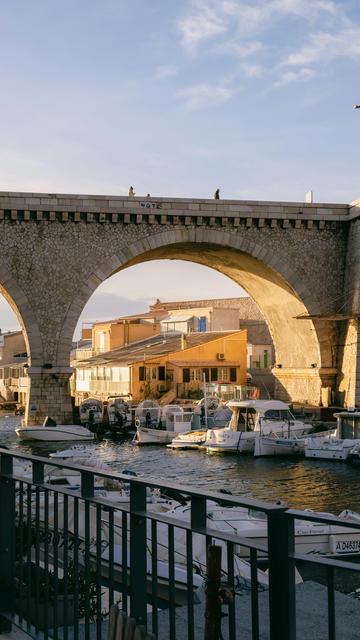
<box><xmin>79</xmin><ymin>398</ymin><xmax>103</xmax><ymax>430</ymax></box>
<box><xmin>16</xmin><ymin>418</ymin><xmax>94</xmax><ymax>442</ymax></box>
<box><xmin>205</xmin><ymin>400</ymin><xmax>313</xmax><ymax>454</ymax></box>
<box><xmin>254</xmin><ymin>434</ymin><xmax>305</xmax><ymax>457</ymax></box>
<box><xmin>135</xmin><ymin>405</ymin><xmax>190</xmax><ymax>445</ymax></box>
<box><xmin>305</xmin><ymin>410</ymin><xmax>360</xmax><ymax>461</ymax></box>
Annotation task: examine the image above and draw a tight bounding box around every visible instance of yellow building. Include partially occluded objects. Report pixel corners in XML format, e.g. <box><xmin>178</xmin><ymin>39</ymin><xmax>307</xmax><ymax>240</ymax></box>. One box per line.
<box><xmin>74</xmin><ymin>330</ymin><xmax>247</xmax><ymax>404</ymax></box>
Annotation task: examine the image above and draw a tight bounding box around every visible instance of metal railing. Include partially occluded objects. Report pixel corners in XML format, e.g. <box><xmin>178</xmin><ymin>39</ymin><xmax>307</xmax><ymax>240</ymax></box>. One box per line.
<box><xmin>0</xmin><ymin>448</ymin><xmax>359</xmax><ymax>640</ymax></box>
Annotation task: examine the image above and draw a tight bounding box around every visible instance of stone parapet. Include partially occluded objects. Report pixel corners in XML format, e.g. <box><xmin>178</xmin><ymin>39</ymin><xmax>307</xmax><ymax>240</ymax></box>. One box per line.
<box><xmin>0</xmin><ymin>192</ymin><xmax>350</xmax><ymax>229</ymax></box>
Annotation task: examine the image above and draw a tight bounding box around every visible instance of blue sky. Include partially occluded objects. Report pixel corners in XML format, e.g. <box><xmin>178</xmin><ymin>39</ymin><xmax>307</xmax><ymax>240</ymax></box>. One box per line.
<box><xmin>1</xmin><ymin>0</ymin><xmax>360</xmax><ymax>334</ymax></box>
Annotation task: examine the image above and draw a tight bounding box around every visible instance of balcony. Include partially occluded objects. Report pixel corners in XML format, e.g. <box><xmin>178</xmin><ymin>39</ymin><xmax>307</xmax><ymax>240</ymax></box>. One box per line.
<box><xmin>76</xmin><ymin>380</ymin><xmax>130</xmax><ymax>395</ymax></box>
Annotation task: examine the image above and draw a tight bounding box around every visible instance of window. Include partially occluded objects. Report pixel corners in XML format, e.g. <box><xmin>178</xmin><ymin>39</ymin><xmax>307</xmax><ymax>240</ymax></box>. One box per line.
<box><xmin>139</xmin><ymin>366</ymin><xmax>145</xmax><ymax>381</ymax></box>
<box><xmin>158</xmin><ymin>366</ymin><xmax>166</xmax><ymax>381</ymax></box>
<box><xmin>202</xmin><ymin>368</ymin><xmax>209</xmax><ymax>382</ymax></box>
<box><xmin>183</xmin><ymin>368</ymin><xmax>190</xmax><ymax>383</ymax></box>
<box><xmin>218</xmin><ymin>367</ymin><xmax>229</xmax><ymax>382</ymax></box>
<box><xmin>230</xmin><ymin>367</ymin><xmax>237</xmax><ymax>382</ymax></box>
<box><xmin>210</xmin><ymin>368</ymin><xmax>218</xmax><ymax>382</ymax></box>
<box><xmin>198</xmin><ymin>316</ymin><xmax>207</xmax><ymax>332</ymax></box>
<box><xmin>152</xmin><ymin>367</ymin><xmax>157</xmax><ymax>380</ymax></box>
<box><xmin>99</xmin><ymin>331</ymin><xmax>106</xmax><ymax>353</ymax></box>
<box><xmin>264</xmin><ymin>350</ymin><xmax>268</xmax><ymax>369</ymax></box>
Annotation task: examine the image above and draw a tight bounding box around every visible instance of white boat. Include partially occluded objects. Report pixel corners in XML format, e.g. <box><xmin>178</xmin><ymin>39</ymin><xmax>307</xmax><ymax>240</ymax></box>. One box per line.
<box><xmin>254</xmin><ymin>434</ymin><xmax>306</xmax><ymax>457</ymax></box>
<box><xmin>167</xmin><ymin>500</ymin><xmax>360</xmax><ymax>558</ymax></box>
<box><xmin>205</xmin><ymin>400</ymin><xmax>313</xmax><ymax>454</ymax></box>
<box><xmin>135</xmin><ymin>406</ymin><xmax>190</xmax><ymax>445</ymax></box>
<box><xmin>107</xmin><ymin>397</ymin><xmax>132</xmax><ymax>433</ymax></box>
<box><xmin>305</xmin><ymin>410</ymin><xmax>360</xmax><ymax>461</ymax></box>
<box><xmin>168</xmin><ymin>403</ymin><xmax>232</xmax><ymax>450</ymax></box>
<box><xmin>254</xmin><ymin>427</ymin><xmax>335</xmax><ymax>457</ymax></box>
<box><xmin>79</xmin><ymin>398</ymin><xmax>103</xmax><ymax>429</ymax></box>
<box><xmin>15</xmin><ymin>423</ymin><xmax>94</xmax><ymax>442</ymax></box>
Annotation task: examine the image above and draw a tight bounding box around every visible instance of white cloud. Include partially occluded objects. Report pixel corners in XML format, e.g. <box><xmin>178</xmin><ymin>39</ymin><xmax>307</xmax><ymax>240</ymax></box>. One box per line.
<box><xmin>154</xmin><ymin>64</ymin><xmax>178</xmax><ymax>79</ymax></box>
<box><xmin>178</xmin><ymin>0</ymin><xmax>341</xmax><ymax>52</ymax></box>
<box><xmin>178</xmin><ymin>1</ymin><xmax>227</xmax><ymax>53</ymax></box>
<box><xmin>177</xmin><ymin>83</ymin><xmax>234</xmax><ymax>109</ymax></box>
<box><xmin>274</xmin><ymin>67</ymin><xmax>316</xmax><ymax>87</ymax></box>
<box><xmin>286</xmin><ymin>26</ymin><xmax>360</xmax><ymax>67</ymax></box>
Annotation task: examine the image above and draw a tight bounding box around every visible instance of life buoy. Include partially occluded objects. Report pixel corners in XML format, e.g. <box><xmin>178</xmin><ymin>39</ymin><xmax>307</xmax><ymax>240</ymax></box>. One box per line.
<box><xmin>135</xmin><ymin>417</ymin><xmax>141</xmax><ymax>428</ymax></box>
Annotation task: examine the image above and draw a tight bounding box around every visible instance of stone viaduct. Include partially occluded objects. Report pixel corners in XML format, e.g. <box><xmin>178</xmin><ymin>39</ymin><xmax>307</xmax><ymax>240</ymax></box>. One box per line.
<box><xmin>0</xmin><ymin>190</ymin><xmax>359</xmax><ymax>425</ymax></box>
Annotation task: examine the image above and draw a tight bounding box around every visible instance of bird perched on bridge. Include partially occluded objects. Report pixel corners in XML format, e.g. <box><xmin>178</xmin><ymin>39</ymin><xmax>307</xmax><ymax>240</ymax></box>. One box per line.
<box><xmin>128</xmin><ymin>186</ymin><xmax>135</xmax><ymax>197</ymax></box>
<box><xmin>214</xmin><ymin>188</ymin><xmax>220</xmax><ymax>199</ymax></box>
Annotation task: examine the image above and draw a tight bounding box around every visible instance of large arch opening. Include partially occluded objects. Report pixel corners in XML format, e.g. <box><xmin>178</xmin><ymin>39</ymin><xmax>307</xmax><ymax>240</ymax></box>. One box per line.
<box><xmin>63</xmin><ymin>230</ymin><xmax>338</xmax><ymax>409</ymax></box>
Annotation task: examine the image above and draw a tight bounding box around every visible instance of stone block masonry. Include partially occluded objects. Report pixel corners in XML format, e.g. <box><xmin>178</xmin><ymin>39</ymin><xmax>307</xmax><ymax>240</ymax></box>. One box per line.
<box><xmin>0</xmin><ymin>191</ymin><xmax>358</xmax><ymax>423</ymax></box>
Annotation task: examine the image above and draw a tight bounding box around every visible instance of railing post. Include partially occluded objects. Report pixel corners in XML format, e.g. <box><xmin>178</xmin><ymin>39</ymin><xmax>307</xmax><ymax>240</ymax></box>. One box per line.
<box><xmin>130</xmin><ymin>482</ymin><xmax>147</xmax><ymax>626</ymax></box>
<box><xmin>267</xmin><ymin>508</ymin><xmax>296</xmax><ymax>640</ymax></box>
<box><xmin>0</xmin><ymin>454</ymin><xmax>15</xmax><ymax>632</ymax></box>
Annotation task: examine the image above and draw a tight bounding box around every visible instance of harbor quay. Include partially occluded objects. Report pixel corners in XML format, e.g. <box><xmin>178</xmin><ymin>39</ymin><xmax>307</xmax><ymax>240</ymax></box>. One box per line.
<box><xmin>0</xmin><ymin>191</ymin><xmax>360</xmax><ymax>425</ymax></box>
<box><xmin>1</xmin><ymin>447</ymin><xmax>360</xmax><ymax>640</ymax></box>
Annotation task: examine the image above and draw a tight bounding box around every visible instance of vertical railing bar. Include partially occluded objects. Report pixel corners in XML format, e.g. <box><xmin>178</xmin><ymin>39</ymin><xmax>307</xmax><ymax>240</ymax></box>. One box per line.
<box><xmin>84</xmin><ymin>500</ymin><xmax>90</xmax><ymax>640</ymax></box>
<box><xmin>26</xmin><ymin>484</ymin><xmax>32</xmax><ymax>631</ymax></box>
<box><xmin>96</xmin><ymin>505</ymin><xmax>102</xmax><ymax>640</ymax></box>
<box><xmin>250</xmin><ymin>548</ymin><xmax>260</xmax><ymax>640</ymax></box>
<box><xmin>108</xmin><ymin>508</ymin><xmax>114</xmax><ymax>609</ymax></box>
<box><xmin>18</xmin><ymin>481</ymin><xmax>24</xmax><ymax>625</ymax></box>
<box><xmin>122</xmin><ymin>510</ymin><xmax>128</xmax><ymax>614</ymax></box>
<box><xmin>34</xmin><ymin>486</ymin><xmax>40</xmax><ymax>634</ymax></box>
<box><xmin>129</xmin><ymin>482</ymin><xmax>147</xmax><ymax>626</ymax></box>
<box><xmin>73</xmin><ymin>497</ymin><xmax>79</xmax><ymax>640</ymax></box>
<box><xmin>151</xmin><ymin>520</ymin><xmax>158</xmax><ymax>637</ymax></box>
<box><xmin>168</xmin><ymin>524</ymin><xmax>176</xmax><ymax>640</ymax></box>
<box><xmin>63</xmin><ymin>494</ymin><xmax>69</xmax><ymax>640</ymax></box>
<box><xmin>53</xmin><ymin>491</ymin><xmax>59</xmax><ymax>640</ymax></box>
<box><xmin>32</xmin><ymin>461</ymin><xmax>44</xmax><ymax>485</ymax></box>
<box><xmin>186</xmin><ymin>530</ymin><xmax>194</xmax><ymax>640</ymax></box>
<box><xmin>43</xmin><ymin>490</ymin><xmax>49</xmax><ymax>640</ymax></box>
<box><xmin>227</xmin><ymin>541</ymin><xmax>236</xmax><ymax>640</ymax></box>
<box><xmin>327</xmin><ymin>566</ymin><xmax>336</xmax><ymax>640</ymax></box>
<box><xmin>267</xmin><ymin>509</ymin><xmax>295</xmax><ymax>640</ymax></box>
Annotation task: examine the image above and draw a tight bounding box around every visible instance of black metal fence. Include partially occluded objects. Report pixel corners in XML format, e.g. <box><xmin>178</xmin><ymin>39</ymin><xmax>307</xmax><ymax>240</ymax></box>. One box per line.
<box><xmin>0</xmin><ymin>447</ymin><xmax>359</xmax><ymax>640</ymax></box>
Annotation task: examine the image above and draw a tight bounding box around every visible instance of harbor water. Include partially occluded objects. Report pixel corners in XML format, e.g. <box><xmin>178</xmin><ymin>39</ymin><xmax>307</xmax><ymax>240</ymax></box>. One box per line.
<box><xmin>2</xmin><ymin>413</ymin><xmax>360</xmax><ymax>514</ymax></box>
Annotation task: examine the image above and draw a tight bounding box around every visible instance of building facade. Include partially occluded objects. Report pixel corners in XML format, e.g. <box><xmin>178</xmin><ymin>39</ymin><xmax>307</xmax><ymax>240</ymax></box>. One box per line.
<box><xmin>73</xmin><ymin>330</ymin><xmax>247</xmax><ymax>404</ymax></box>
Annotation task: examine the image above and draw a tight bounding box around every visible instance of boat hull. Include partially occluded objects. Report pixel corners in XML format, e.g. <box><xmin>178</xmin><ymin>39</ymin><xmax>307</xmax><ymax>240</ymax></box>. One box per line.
<box><xmin>254</xmin><ymin>436</ymin><xmax>305</xmax><ymax>457</ymax></box>
<box><xmin>167</xmin><ymin>429</ymin><xmax>207</xmax><ymax>450</ymax></box>
<box><xmin>15</xmin><ymin>425</ymin><xmax>94</xmax><ymax>442</ymax></box>
<box><xmin>135</xmin><ymin>427</ymin><xmax>177</xmax><ymax>445</ymax></box>
<box><xmin>304</xmin><ymin>438</ymin><xmax>356</xmax><ymax>460</ymax></box>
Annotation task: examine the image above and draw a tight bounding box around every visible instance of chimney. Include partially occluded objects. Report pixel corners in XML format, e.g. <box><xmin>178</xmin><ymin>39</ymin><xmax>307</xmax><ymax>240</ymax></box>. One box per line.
<box><xmin>181</xmin><ymin>334</ymin><xmax>187</xmax><ymax>350</ymax></box>
<box><xmin>305</xmin><ymin>190</ymin><xmax>313</xmax><ymax>203</ymax></box>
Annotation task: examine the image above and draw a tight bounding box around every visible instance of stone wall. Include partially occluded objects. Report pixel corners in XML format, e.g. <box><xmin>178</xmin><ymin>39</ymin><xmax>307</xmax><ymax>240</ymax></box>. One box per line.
<box><xmin>0</xmin><ymin>191</ymin><xmax>354</xmax><ymax>422</ymax></box>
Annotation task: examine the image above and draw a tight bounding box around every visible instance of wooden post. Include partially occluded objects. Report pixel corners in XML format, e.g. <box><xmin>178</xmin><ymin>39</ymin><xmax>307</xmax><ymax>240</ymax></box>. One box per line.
<box><xmin>204</xmin><ymin>545</ymin><xmax>222</xmax><ymax>640</ymax></box>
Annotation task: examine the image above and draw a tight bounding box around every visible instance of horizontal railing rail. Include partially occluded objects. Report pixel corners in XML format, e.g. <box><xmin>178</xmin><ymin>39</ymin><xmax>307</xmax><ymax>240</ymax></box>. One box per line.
<box><xmin>0</xmin><ymin>448</ymin><xmax>359</xmax><ymax>640</ymax></box>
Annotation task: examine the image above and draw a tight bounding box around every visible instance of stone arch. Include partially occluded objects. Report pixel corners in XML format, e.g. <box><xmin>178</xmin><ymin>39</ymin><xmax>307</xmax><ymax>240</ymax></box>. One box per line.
<box><xmin>0</xmin><ymin>267</ymin><xmax>43</xmax><ymax>367</ymax></box>
<box><xmin>58</xmin><ymin>228</ymin><xmax>336</xmax><ymax>405</ymax></box>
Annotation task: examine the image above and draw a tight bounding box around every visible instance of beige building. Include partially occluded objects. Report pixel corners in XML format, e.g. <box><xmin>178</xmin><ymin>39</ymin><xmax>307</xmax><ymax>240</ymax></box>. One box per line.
<box><xmin>74</xmin><ymin>330</ymin><xmax>247</xmax><ymax>404</ymax></box>
<box><xmin>151</xmin><ymin>297</ymin><xmax>274</xmax><ymax>371</ymax></box>
<box><xmin>0</xmin><ymin>330</ymin><xmax>28</xmax><ymax>403</ymax></box>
